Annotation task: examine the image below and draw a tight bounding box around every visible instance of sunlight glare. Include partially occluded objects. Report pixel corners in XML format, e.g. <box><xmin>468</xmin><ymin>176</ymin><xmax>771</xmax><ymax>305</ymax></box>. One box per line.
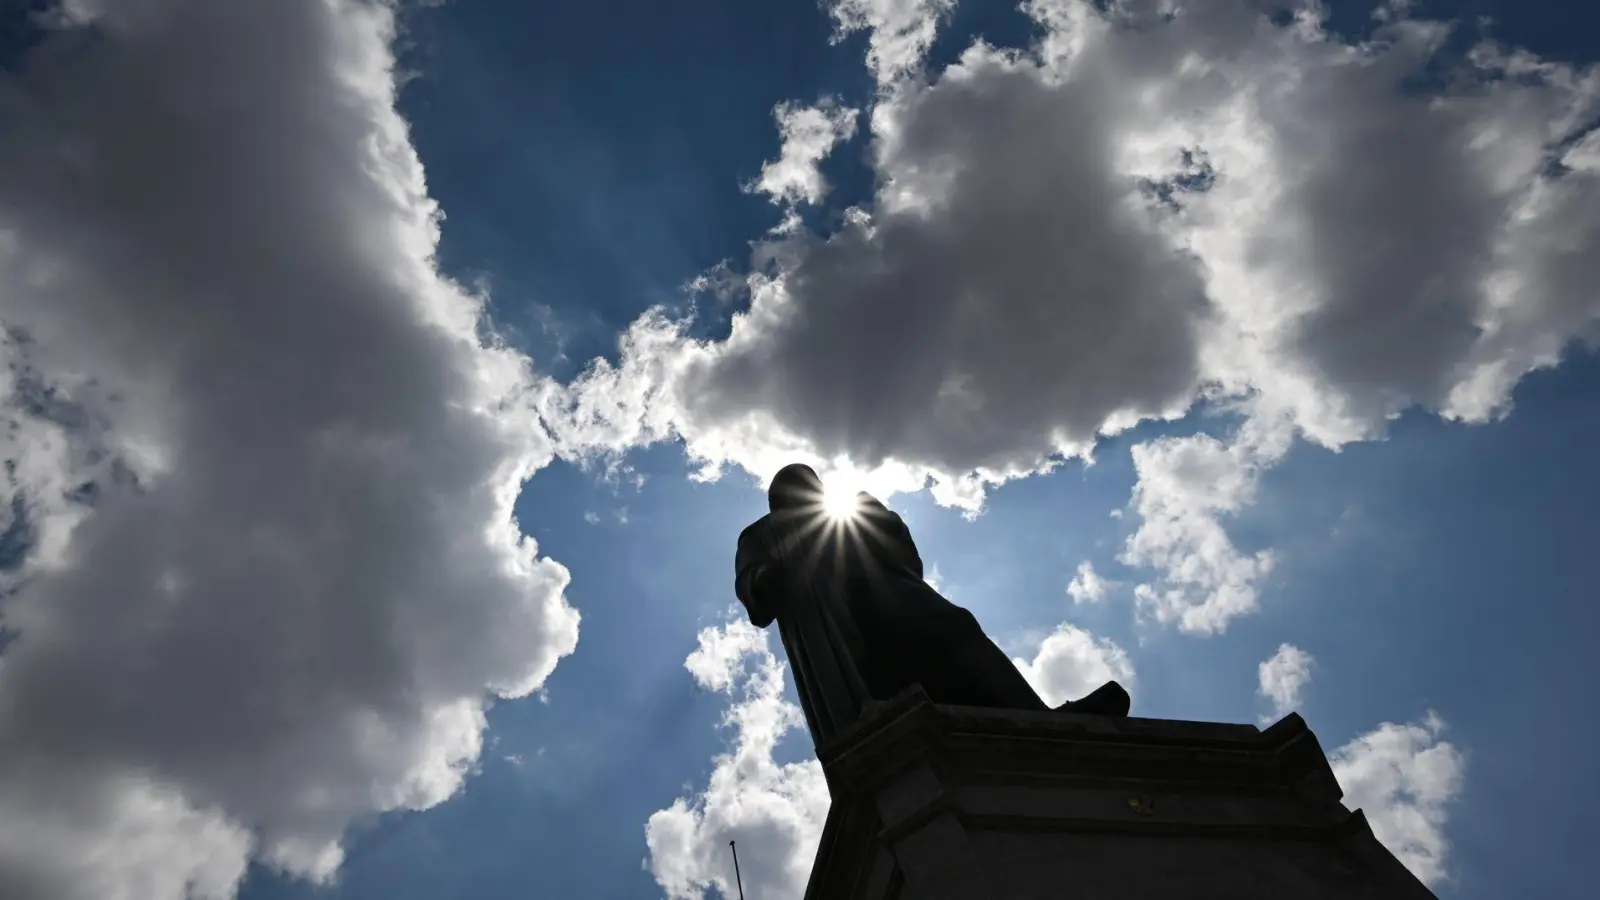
<box><xmin>821</xmin><ymin>479</ymin><xmax>862</xmax><ymax>521</ymax></box>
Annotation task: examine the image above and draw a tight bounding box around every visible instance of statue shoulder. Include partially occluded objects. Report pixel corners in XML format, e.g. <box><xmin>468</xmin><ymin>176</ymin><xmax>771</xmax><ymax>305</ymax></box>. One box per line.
<box><xmin>857</xmin><ymin>493</ymin><xmax>909</xmax><ymax>534</ymax></box>
<box><xmin>855</xmin><ymin>492</ymin><xmax>923</xmax><ymax>575</ymax></box>
<box><xmin>738</xmin><ymin>515</ymin><xmax>773</xmax><ymax>544</ymax></box>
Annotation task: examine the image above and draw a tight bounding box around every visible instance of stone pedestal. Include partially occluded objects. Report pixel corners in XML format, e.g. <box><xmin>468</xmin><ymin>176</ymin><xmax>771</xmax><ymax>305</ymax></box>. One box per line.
<box><xmin>804</xmin><ymin>687</ymin><xmax>1436</xmax><ymax>900</ymax></box>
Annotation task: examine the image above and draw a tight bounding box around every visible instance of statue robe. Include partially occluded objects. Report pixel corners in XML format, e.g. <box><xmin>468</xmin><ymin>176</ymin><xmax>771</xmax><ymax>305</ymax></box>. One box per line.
<box><xmin>735</xmin><ymin>494</ymin><xmax>997</xmax><ymax>745</ymax></box>
<box><xmin>735</xmin><ymin>506</ymin><xmax>874</xmax><ymax>746</ymax></box>
<box><xmin>737</xmin><ymin>482</ymin><xmax>1130</xmax><ymax>743</ymax></box>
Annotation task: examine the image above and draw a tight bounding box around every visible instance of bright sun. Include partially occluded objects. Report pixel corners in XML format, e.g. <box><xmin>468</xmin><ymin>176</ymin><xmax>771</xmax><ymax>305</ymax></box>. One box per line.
<box><xmin>821</xmin><ymin>481</ymin><xmax>861</xmax><ymax>521</ymax></box>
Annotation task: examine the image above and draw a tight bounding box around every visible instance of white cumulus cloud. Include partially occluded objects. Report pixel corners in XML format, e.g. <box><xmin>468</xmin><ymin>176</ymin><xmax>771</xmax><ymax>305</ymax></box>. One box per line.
<box><xmin>1122</xmin><ymin>413</ymin><xmax>1292</xmax><ymax>634</ymax></box>
<box><xmin>1257</xmin><ymin>643</ymin><xmax>1314</xmax><ymax>720</ymax></box>
<box><xmin>829</xmin><ymin>0</ymin><xmax>954</xmax><ymax>88</ymax></box>
<box><xmin>1012</xmin><ymin>623</ymin><xmax>1135</xmax><ymax>708</ymax></box>
<box><xmin>646</xmin><ymin>620</ymin><xmax>829</xmax><ymax>900</ymax></box>
<box><xmin>748</xmin><ymin>99</ymin><xmax>860</xmax><ymax>210</ymax></box>
<box><xmin>1330</xmin><ymin>712</ymin><xmax>1466</xmax><ymax>888</ymax></box>
<box><xmin>0</xmin><ymin>2</ymin><xmax>578</xmax><ymax>897</ymax></box>
<box><xmin>1066</xmin><ymin>560</ymin><xmax>1109</xmax><ymax>603</ymax></box>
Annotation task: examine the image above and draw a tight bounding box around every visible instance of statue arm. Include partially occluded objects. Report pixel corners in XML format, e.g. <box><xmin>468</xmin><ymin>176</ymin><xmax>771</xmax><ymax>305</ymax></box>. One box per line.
<box><xmin>735</xmin><ymin>522</ymin><xmax>781</xmax><ymax>627</ymax></box>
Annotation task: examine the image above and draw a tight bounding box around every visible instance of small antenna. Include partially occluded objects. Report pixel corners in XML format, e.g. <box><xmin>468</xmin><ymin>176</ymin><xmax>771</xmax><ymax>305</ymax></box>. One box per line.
<box><xmin>729</xmin><ymin>839</ymin><xmax>746</xmax><ymax>900</ymax></box>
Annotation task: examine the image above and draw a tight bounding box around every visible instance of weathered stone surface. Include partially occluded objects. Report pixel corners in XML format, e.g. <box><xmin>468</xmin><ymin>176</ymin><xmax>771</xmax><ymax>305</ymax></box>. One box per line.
<box><xmin>805</xmin><ymin>688</ymin><xmax>1437</xmax><ymax>899</ymax></box>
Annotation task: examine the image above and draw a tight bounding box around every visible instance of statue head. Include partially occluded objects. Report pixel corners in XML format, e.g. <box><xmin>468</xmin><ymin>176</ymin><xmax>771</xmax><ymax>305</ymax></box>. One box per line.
<box><xmin>768</xmin><ymin>463</ymin><xmax>825</xmax><ymax>513</ymax></box>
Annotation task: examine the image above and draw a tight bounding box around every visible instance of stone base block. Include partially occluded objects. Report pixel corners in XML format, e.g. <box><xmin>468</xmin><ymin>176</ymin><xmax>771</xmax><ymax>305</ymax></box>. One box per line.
<box><xmin>804</xmin><ymin>687</ymin><xmax>1435</xmax><ymax>900</ymax></box>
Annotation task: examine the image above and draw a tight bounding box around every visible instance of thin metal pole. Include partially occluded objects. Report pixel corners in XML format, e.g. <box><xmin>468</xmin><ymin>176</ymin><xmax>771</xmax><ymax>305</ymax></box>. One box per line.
<box><xmin>729</xmin><ymin>839</ymin><xmax>746</xmax><ymax>900</ymax></box>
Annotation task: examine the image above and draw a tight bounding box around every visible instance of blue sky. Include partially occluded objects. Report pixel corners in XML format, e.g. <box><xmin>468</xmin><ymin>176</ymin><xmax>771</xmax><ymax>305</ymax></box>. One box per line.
<box><xmin>1</xmin><ymin>1</ymin><xmax>1597</xmax><ymax>899</ymax></box>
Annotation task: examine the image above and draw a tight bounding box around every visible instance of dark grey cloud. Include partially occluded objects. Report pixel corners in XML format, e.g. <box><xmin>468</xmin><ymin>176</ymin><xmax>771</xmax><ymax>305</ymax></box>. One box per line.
<box><xmin>546</xmin><ymin>0</ymin><xmax>1598</xmax><ymax>626</ymax></box>
<box><xmin>0</xmin><ymin>2</ymin><xmax>577</xmax><ymax>896</ymax></box>
<box><xmin>682</xmin><ymin>52</ymin><xmax>1211</xmax><ymax>476</ymax></box>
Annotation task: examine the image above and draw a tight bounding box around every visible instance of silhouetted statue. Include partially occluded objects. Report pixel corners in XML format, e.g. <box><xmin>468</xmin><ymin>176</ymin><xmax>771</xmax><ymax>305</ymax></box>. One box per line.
<box><xmin>735</xmin><ymin>463</ymin><xmax>1130</xmax><ymax>746</ymax></box>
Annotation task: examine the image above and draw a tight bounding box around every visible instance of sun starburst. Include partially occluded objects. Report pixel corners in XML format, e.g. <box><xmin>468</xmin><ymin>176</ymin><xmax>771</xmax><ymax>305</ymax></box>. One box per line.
<box><xmin>821</xmin><ymin>481</ymin><xmax>862</xmax><ymax>521</ymax></box>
